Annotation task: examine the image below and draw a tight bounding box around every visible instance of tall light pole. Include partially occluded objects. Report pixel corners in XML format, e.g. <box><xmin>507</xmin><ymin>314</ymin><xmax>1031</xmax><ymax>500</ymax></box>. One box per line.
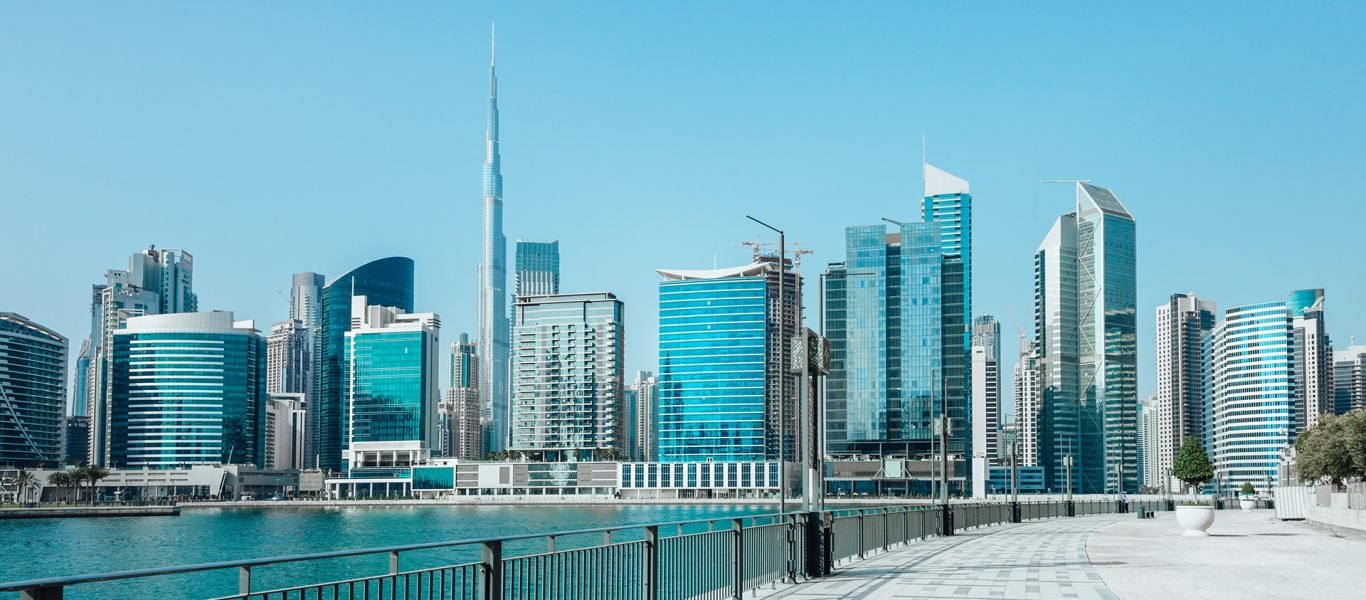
<box><xmin>747</xmin><ymin>215</ymin><xmax>787</xmax><ymax>514</ymax></box>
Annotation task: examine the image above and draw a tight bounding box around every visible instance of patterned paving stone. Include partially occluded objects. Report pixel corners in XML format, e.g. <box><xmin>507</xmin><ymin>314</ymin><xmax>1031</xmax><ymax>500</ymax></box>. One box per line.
<box><xmin>764</xmin><ymin>515</ymin><xmax>1127</xmax><ymax>600</ymax></box>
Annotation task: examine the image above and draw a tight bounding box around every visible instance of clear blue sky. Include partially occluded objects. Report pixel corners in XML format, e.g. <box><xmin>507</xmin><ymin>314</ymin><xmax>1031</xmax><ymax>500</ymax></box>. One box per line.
<box><xmin>3</xmin><ymin>2</ymin><xmax>1364</xmax><ymax>413</ymax></box>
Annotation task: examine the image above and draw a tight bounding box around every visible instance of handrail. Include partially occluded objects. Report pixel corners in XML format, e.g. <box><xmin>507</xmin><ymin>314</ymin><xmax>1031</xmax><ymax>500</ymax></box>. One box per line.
<box><xmin>0</xmin><ymin>503</ymin><xmax>926</xmax><ymax>592</ymax></box>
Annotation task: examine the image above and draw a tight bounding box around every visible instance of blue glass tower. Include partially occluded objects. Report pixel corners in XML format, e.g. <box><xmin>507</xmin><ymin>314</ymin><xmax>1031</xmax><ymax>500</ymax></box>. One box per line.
<box><xmin>317</xmin><ymin>257</ymin><xmax>414</xmax><ymax>473</ymax></box>
<box><xmin>108</xmin><ymin>312</ymin><xmax>265</xmax><ymax>469</ymax></box>
<box><xmin>514</xmin><ymin>240</ymin><xmax>560</xmax><ymax>298</ymax></box>
<box><xmin>0</xmin><ymin>313</ymin><xmax>67</xmax><ymax>468</ymax></box>
<box><xmin>656</xmin><ymin>265</ymin><xmax>770</xmax><ymax>462</ymax></box>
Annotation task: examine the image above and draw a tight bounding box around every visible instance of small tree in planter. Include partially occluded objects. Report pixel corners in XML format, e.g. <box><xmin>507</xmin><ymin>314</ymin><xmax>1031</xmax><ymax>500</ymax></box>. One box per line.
<box><xmin>1239</xmin><ymin>482</ymin><xmax>1255</xmax><ymax>497</ymax></box>
<box><xmin>1172</xmin><ymin>437</ymin><xmax>1214</xmax><ymax>497</ymax></box>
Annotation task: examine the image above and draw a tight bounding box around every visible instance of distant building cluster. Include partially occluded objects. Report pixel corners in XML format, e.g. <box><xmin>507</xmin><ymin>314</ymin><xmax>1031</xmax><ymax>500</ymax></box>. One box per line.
<box><xmin>4</xmin><ymin>33</ymin><xmax>1361</xmax><ymax>505</ymax></box>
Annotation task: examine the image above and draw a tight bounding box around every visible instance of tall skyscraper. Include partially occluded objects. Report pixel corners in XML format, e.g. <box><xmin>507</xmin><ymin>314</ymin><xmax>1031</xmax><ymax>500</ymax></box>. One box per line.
<box><xmin>267</xmin><ymin>320</ymin><xmax>310</xmax><ymax>395</ymax></box>
<box><xmin>1013</xmin><ymin>339</ymin><xmax>1041</xmax><ymax>467</ymax></box>
<box><xmin>317</xmin><ymin>257</ymin><xmax>415</xmax><ymax>473</ymax></box>
<box><xmin>1154</xmin><ymin>293</ymin><xmax>1216</xmax><ymax>493</ymax></box>
<box><xmin>441</xmin><ymin>334</ymin><xmax>482</xmax><ymax>459</ymax></box>
<box><xmin>632</xmin><ymin>371</ymin><xmax>658</xmax><ymax>461</ymax></box>
<box><xmin>1211</xmin><ymin>300</ymin><xmax>1295</xmax><ymax>493</ymax></box>
<box><xmin>656</xmin><ymin>258</ymin><xmax>798</xmax><ymax>463</ymax></box>
<box><xmin>823</xmin><ymin>164</ymin><xmax>970</xmax><ymax>486</ymax></box>
<box><xmin>477</xmin><ymin>30</ymin><xmax>510</xmax><ymax>454</ymax></box>
<box><xmin>291</xmin><ymin>272</ymin><xmax>325</xmax><ymax>328</ymax></box>
<box><xmin>514</xmin><ymin>240</ymin><xmax>560</xmax><ymax>298</ymax></box>
<box><xmin>509</xmin><ymin>293</ymin><xmax>624</xmax><ymax>459</ymax></box>
<box><xmin>971</xmin><ymin>316</ymin><xmax>1001</xmax><ymax>463</ymax></box>
<box><xmin>1140</xmin><ymin>396</ymin><xmax>1160</xmax><ymax>490</ymax></box>
<box><xmin>343</xmin><ymin>296</ymin><xmax>439</xmax><ymax>474</ymax></box>
<box><xmin>0</xmin><ymin>313</ymin><xmax>67</xmax><ymax>468</ymax></box>
<box><xmin>1288</xmin><ymin>289</ymin><xmax>1332</xmax><ymax>430</ymax></box>
<box><xmin>1333</xmin><ymin>345</ymin><xmax>1366</xmax><ymax>414</ymax></box>
<box><xmin>89</xmin><ymin>246</ymin><xmax>198</xmax><ymax>466</ymax></box>
<box><xmin>1034</xmin><ymin>182</ymin><xmax>1137</xmax><ymax>493</ymax></box>
<box><xmin>108</xmin><ymin>312</ymin><xmax>265</xmax><ymax>469</ymax></box>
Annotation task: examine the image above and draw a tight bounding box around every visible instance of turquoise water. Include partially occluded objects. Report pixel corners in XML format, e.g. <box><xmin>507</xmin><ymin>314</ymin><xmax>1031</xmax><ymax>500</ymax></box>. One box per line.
<box><xmin>0</xmin><ymin>503</ymin><xmax>772</xmax><ymax>599</ymax></box>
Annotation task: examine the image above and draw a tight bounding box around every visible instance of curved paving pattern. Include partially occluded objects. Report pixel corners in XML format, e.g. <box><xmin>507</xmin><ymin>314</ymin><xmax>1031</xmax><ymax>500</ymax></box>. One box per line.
<box><xmin>768</xmin><ymin>515</ymin><xmax>1127</xmax><ymax>600</ymax></box>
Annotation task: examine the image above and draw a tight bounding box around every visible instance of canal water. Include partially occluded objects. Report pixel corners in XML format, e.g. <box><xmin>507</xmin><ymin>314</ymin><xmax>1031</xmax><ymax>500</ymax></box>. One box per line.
<box><xmin>0</xmin><ymin>503</ymin><xmax>771</xmax><ymax>599</ymax></box>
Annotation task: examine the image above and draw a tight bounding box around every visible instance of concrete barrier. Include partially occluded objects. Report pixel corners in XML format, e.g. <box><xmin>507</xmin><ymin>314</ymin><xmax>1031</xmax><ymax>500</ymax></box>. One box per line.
<box><xmin>0</xmin><ymin>506</ymin><xmax>180</xmax><ymax>519</ymax></box>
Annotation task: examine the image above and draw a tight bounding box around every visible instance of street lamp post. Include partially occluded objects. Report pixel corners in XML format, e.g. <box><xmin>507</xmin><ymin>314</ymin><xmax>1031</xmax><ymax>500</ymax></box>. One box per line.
<box><xmin>747</xmin><ymin>215</ymin><xmax>787</xmax><ymax>515</ymax></box>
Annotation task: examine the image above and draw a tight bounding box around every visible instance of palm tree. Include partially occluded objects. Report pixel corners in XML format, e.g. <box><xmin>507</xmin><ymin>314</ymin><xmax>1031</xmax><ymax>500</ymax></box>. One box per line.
<box><xmin>13</xmin><ymin>470</ymin><xmax>38</xmax><ymax>504</ymax></box>
<box><xmin>68</xmin><ymin>468</ymin><xmax>88</xmax><ymax>504</ymax></box>
<box><xmin>83</xmin><ymin>466</ymin><xmax>109</xmax><ymax>505</ymax></box>
<box><xmin>47</xmin><ymin>471</ymin><xmax>73</xmax><ymax>504</ymax></box>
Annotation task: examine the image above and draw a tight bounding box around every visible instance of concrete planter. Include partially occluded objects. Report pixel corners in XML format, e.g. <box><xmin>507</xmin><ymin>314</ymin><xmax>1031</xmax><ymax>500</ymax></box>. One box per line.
<box><xmin>1176</xmin><ymin>505</ymin><xmax>1215</xmax><ymax>536</ymax></box>
<box><xmin>1239</xmin><ymin>499</ymin><xmax>1255</xmax><ymax>512</ymax></box>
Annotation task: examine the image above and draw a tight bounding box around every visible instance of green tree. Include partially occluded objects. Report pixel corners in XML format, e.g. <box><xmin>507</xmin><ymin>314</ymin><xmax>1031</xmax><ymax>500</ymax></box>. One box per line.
<box><xmin>47</xmin><ymin>471</ymin><xmax>74</xmax><ymax>504</ymax></box>
<box><xmin>1240</xmin><ymin>481</ymin><xmax>1255</xmax><ymax>497</ymax></box>
<box><xmin>1295</xmin><ymin>412</ymin><xmax>1356</xmax><ymax>486</ymax></box>
<box><xmin>80</xmin><ymin>466</ymin><xmax>110</xmax><ymax>505</ymax></box>
<box><xmin>1172</xmin><ymin>437</ymin><xmax>1214</xmax><ymax>494</ymax></box>
<box><xmin>12</xmin><ymin>470</ymin><xmax>38</xmax><ymax>504</ymax></box>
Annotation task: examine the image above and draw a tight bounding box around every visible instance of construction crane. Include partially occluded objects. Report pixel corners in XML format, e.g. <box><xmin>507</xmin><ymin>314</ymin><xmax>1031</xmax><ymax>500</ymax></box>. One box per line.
<box><xmin>739</xmin><ymin>239</ymin><xmax>818</xmax><ymax>272</ymax></box>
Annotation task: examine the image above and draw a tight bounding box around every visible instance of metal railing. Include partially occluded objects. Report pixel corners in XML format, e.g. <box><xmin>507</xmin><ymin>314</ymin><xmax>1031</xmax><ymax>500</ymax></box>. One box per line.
<box><xmin>0</xmin><ymin>500</ymin><xmax>1151</xmax><ymax>600</ymax></box>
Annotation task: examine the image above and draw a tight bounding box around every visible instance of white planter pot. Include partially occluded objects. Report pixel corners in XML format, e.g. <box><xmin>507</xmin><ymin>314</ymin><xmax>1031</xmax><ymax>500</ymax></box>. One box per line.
<box><xmin>1176</xmin><ymin>505</ymin><xmax>1215</xmax><ymax>536</ymax></box>
<box><xmin>1239</xmin><ymin>499</ymin><xmax>1255</xmax><ymax>512</ymax></box>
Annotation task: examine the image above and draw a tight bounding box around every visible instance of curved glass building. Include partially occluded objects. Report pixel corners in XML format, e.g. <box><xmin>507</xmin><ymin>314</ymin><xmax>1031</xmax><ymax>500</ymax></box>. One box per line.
<box><xmin>0</xmin><ymin>313</ymin><xmax>68</xmax><ymax>467</ymax></box>
<box><xmin>109</xmin><ymin>312</ymin><xmax>265</xmax><ymax>468</ymax></box>
<box><xmin>316</xmin><ymin>257</ymin><xmax>414</xmax><ymax>472</ymax></box>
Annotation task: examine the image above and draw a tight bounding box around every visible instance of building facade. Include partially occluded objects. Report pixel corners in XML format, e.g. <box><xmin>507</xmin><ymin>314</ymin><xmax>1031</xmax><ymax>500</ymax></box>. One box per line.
<box><xmin>1154</xmin><ymin>293</ymin><xmax>1215</xmax><ymax>493</ymax></box>
<box><xmin>0</xmin><ymin>313</ymin><xmax>67</xmax><ymax>467</ymax></box>
<box><xmin>823</xmin><ymin>164</ymin><xmax>970</xmax><ymax>472</ymax></box>
<box><xmin>342</xmin><ymin>296</ymin><xmax>439</xmax><ymax>475</ymax></box>
<box><xmin>971</xmin><ymin>315</ymin><xmax>1001</xmax><ymax>464</ymax></box>
<box><xmin>108</xmin><ymin>312</ymin><xmax>265</xmax><ymax>469</ymax></box>
<box><xmin>1013</xmin><ymin>339</ymin><xmax>1041</xmax><ymax>467</ymax></box>
<box><xmin>264</xmin><ymin>393</ymin><xmax>307</xmax><ymax>469</ymax></box>
<box><xmin>656</xmin><ymin>263</ymin><xmax>776</xmax><ymax>462</ymax></box>
<box><xmin>88</xmin><ymin>246</ymin><xmax>198</xmax><ymax>466</ymax></box>
<box><xmin>514</xmin><ymin>240</ymin><xmax>560</xmax><ymax>298</ymax></box>
<box><xmin>510</xmin><ymin>293</ymin><xmax>624</xmax><ymax>459</ymax></box>
<box><xmin>1288</xmin><ymin>289</ymin><xmax>1332</xmax><ymax>430</ymax></box>
<box><xmin>1334</xmin><ymin>345</ymin><xmax>1366</xmax><ymax>414</ymax></box>
<box><xmin>1033</xmin><ymin>182</ymin><xmax>1137</xmax><ymax>494</ymax></box>
<box><xmin>631</xmin><ymin>371</ymin><xmax>658</xmax><ymax>461</ymax></box>
<box><xmin>267</xmin><ymin>320</ymin><xmax>310</xmax><ymax>395</ymax></box>
<box><xmin>476</xmin><ymin>33</ymin><xmax>510</xmax><ymax>455</ymax></box>
<box><xmin>316</xmin><ymin>257</ymin><xmax>414</xmax><ymax>473</ymax></box>
<box><xmin>1210</xmin><ymin>300</ymin><xmax>1295</xmax><ymax>493</ymax></box>
<box><xmin>440</xmin><ymin>334</ymin><xmax>482</xmax><ymax>460</ymax></box>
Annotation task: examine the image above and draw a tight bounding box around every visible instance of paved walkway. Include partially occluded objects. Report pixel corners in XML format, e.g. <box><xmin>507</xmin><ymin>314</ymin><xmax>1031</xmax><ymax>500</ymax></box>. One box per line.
<box><xmin>767</xmin><ymin>515</ymin><xmax>1125</xmax><ymax>600</ymax></box>
<box><xmin>1090</xmin><ymin>509</ymin><xmax>1366</xmax><ymax>599</ymax></box>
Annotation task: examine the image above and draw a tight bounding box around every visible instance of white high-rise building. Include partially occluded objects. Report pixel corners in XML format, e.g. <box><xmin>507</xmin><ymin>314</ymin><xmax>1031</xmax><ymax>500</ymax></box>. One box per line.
<box><xmin>476</xmin><ymin>31</ymin><xmax>510</xmax><ymax>453</ymax></box>
<box><xmin>510</xmin><ymin>293</ymin><xmax>624</xmax><ymax>459</ymax></box>
<box><xmin>1289</xmin><ymin>290</ymin><xmax>1332</xmax><ymax>430</ymax></box>
<box><xmin>1013</xmin><ymin>339</ymin><xmax>1041</xmax><ymax>467</ymax></box>
<box><xmin>265</xmin><ymin>393</ymin><xmax>307</xmax><ymax>470</ymax></box>
<box><xmin>1333</xmin><ymin>345</ymin><xmax>1366</xmax><ymax>414</ymax></box>
<box><xmin>1140</xmin><ymin>396</ymin><xmax>1161</xmax><ymax>490</ymax></box>
<box><xmin>1154</xmin><ymin>293</ymin><xmax>1216</xmax><ymax>493</ymax></box>
<box><xmin>440</xmin><ymin>334</ymin><xmax>482</xmax><ymax>460</ymax></box>
<box><xmin>631</xmin><ymin>371</ymin><xmax>658</xmax><ymax>461</ymax></box>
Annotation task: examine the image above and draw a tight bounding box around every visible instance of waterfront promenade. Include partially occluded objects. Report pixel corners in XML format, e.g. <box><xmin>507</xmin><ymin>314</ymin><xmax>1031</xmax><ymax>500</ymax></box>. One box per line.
<box><xmin>766</xmin><ymin>511</ymin><xmax>1366</xmax><ymax>600</ymax></box>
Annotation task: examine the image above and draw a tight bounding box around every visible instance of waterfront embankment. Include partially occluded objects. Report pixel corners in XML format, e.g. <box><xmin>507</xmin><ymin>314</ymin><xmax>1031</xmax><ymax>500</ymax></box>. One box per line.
<box><xmin>179</xmin><ymin>496</ymin><xmax>946</xmax><ymax>509</ymax></box>
<box><xmin>0</xmin><ymin>505</ymin><xmax>180</xmax><ymax>519</ymax></box>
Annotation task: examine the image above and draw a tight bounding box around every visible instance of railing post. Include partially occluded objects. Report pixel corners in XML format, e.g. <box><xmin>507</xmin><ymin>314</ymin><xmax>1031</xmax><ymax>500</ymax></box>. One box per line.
<box><xmin>547</xmin><ymin>535</ymin><xmax>556</xmax><ymax>552</ymax></box>
<box><xmin>785</xmin><ymin>515</ymin><xmax>796</xmax><ymax>583</ymax></box>
<box><xmin>604</xmin><ymin>529</ymin><xmax>613</xmax><ymax>545</ymax></box>
<box><xmin>19</xmin><ymin>586</ymin><xmax>63</xmax><ymax>600</ymax></box>
<box><xmin>731</xmin><ymin>518</ymin><xmax>744</xmax><ymax>599</ymax></box>
<box><xmin>856</xmin><ymin>512</ymin><xmax>865</xmax><ymax>558</ymax></box>
<box><xmin>882</xmin><ymin>510</ymin><xmax>889</xmax><ymax>551</ymax></box>
<box><xmin>482</xmin><ymin>540</ymin><xmax>503</xmax><ymax>600</ymax></box>
<box><xmin>390</xmin><ymin>550</ymin><xmax>400</xmax><ymax>575</ymax></box>
<box><xmin>643</xmin><ymin>525</ymin><xmax>660</xmax><ymax>600</ymax></box>
<box><xmin>238</xmin><ymin>566</ymin><xmax>251</xmax><ymax>596</ymax></box>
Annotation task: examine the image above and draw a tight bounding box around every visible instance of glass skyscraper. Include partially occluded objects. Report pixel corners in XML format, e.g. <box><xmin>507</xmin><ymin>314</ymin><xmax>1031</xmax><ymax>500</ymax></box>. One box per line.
<box><xmin>0</xmin><ymin>313</ymin><xmax>67</xmax><ymax>468</ymax></box>
<box><xmin>108</xmin><ymin>312</ymin><xmax>265</xmax><ymax>469</ymax></box>
<box><xmin>343</xmin><ymin>296</ymin><xmax>439</xmax><ymax>475</ymax></box>
<box><xmin>1034</xmin><ymin>182</ymin><xmax>1137</xmax><ymax>493</ymax></box>
<box><xmin>510</xmin><ymin>292</ymin><xmax>624</xmax><ymax>458</ymax></box>
<box><xmin>1211</xmin><ymin>300</ymin><xmax>1294</xmax><ymax>493</ymax></box>
<box><xmin>317</xmin><ymin>257</ymin><xmax>414</xmax><ymax>473</ymax></box>
<box><xmin>823</xmin><ymin>164</ymin><xmax>971</xmax><ymax>477</ymax></box>
<box><xmin>656</xmin><ymin>265</ymin><xmax>770</xmax><ymax>462</ymax></box>
<box><xmin>477</xmin><ymin>31</ymin><xmax>510</xmax><ymax>455</ymax></box>
<box><xmin>514</xmin><ymin>240</ymin><xmax>560</xmax><ymax>298</ymax></box>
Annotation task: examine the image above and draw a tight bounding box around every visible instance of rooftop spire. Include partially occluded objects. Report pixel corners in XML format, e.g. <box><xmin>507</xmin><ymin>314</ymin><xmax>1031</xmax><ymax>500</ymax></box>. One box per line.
<box><xmin>491</xmin><ymin>22</ymin><xmax>496</xmax><ymax>67</ymax></box>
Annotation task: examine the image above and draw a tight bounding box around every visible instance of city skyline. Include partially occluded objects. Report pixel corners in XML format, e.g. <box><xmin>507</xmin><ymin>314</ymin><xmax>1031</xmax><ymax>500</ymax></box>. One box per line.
<box><xmin>4</xmin><ymin>4</ymin><xmax>1366</xmax><ymax>412</ymax></box>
